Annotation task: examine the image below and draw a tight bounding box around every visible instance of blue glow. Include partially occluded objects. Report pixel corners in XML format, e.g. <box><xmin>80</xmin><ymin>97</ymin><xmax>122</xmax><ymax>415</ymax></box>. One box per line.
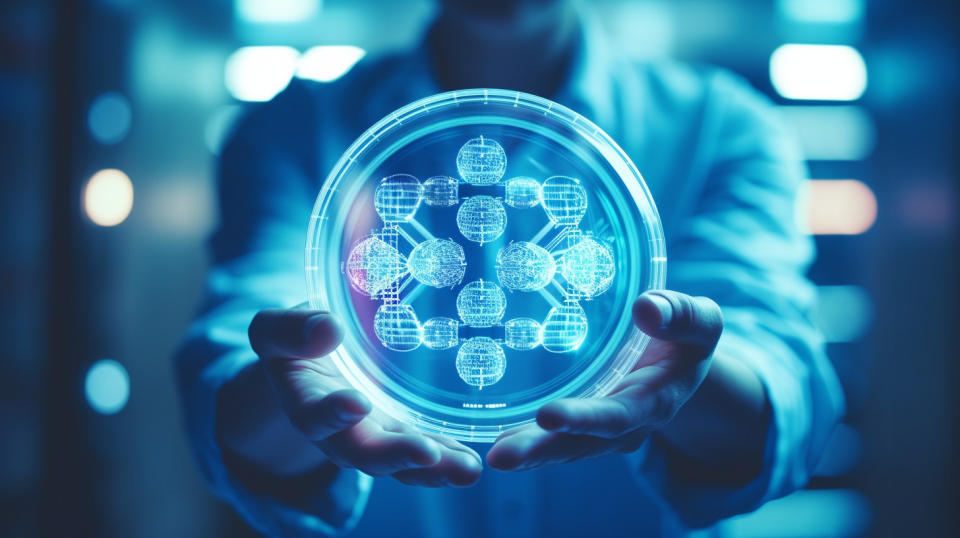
<box><xmin>407</xmin><ymin>238</ymin><xmax>466</xmax><ymax>288</ymax></box>
<box><xmin>456</xmin><ymin>136</ymin><xmax>507</xmax><ymax>185</ymax></box>
<box><xmin>456</xmin><ymin>337</ymin><xmax>506</xmax><ymax>389</ymax></box>
<box><xmin>235</xmin><ymin>0</ymin><xmax>319</xmax><ymax>23</ymax></box>
<box><xmin>541</xmin><ymin>302</ymin><xmax>588</xmax><ymax>353</ymax></box>
<box><xmin>87</xmin><ymin>92</ymin><xmax>132</xmax><ymax>145</ymax></box>
<box><xmin>457</xmin><ymin>195</ymin><xmax>507</xmax><ymax>244</ymax></box>
<box><xmin>374</xmin><ymin>304</ymin><xmax>423</xmax><ymax>351</ymax></box>
<box><xmin>770</xmin><ymin>44</ymin><xmax>867</xmax><ymax>101</ymax></box>
<box><xmin>777</xmin><ymin>0</ymin><xmax>863</xmax><ymax>24</ymax></box>
<box><xmin>780</xmin><ymin>106</ymin><xmax>876</xmax><ymax>161</ymax></box>
<box><xmin>375</xmin><ymin>174</ymin><xmax>422</xmax><ymax>223</ymax></box>
<box><xmin>504</xmin><ymin>176</ymin><xmax>541</xmax><ymax>208</ymax></box>
<box><xmin>423</xmin><ymin>317</ymin><xmax>459</xmax><ymax>350</ymax></box>
<box><xmin>504</xmin><ymin>318</ymin><xmax>542</xmax><ymax>350</ymax></box>
<box><xmin>496</xmin><ymin>242</ymin><xmax>556</xmax><ymax>291</ymax></box>
<box><xmin>559</xmin><ymin>237</ymin><xmax>615</xmax><ymax>297</ymax></box>
<box><xmin>724</xmin><ymin>489</ymin><xmax>871</xmax><ymax>537</ymax></box>
<box><xmin>423</xmin><ymin>175</ymin><xmax>459</xmax><ymax>207</ymax></box>
<box><xmin>541</xmin><ymin>176</ymin><xmax>588</xmax><ymax>226</ymax></box>
<box><xmin>85</xmin><ymin>359</ymin><xmax>130</xmax><ymax>415</ymax></box>
<box><xmin>456</xmin><ymin>279</ymin><xmax>507</xmax><ymax>328</ymax></box>
<box><xmin>814</xmin><ymin>285</ymin><xmax>874</xmax><ymax>342</ymax></box>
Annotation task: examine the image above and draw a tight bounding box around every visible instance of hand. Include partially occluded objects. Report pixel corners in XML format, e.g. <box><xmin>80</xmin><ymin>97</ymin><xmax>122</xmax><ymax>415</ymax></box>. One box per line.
<box><xmin>486</xmin><ymin>290</ymin><xmax>723</xmax><ymax>471</ymax></box>
<box><xmin>249</xmin><ymin>308</ymin><xmax>483</xmax><ymax>487</ymax></box>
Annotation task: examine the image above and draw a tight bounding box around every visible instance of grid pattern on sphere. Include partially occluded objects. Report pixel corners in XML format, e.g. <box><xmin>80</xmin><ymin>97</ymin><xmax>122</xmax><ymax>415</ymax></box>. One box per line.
<box><xmin>541</xmin><ymin>303</ymin><xmax>589</xmax><ymax>353</ymax></box>
<box><xmin>423</xmin><ymin>317</ymin><xmax>459</xmax><ymax>350</ymax></box>
<box><xmin>559</xmin><ymin>237</ymin><xmax>616</xmax><ymax>297</ymax></box>
<box><xmin>407</xmin><ymin>238</ymin><xmax>466</xmax><ymax>288</ymax></box>
<box><xmin>375</xmin><ymin>174</ymin><xmax>423</xmax><ymax>223</ymax></box>
<box><xmin>455</xmin><ymin>337</ymin><xmax>506</xmax><ymax>388</ymax></box>
<box><xmin>456</xmin><ymin>136</ymin><xmax>507</xmax><ymax>185</ymax></box>
<box><xmin>495</xmin><ymin>241</ymin><xmax>556</xmax><ymax>291</ymax></box>
<box><xmin>504</xmin><ymin>318</ymin><xmax>542</xmax><ymax>350</ymax></box>
<box><xmin>423</xmin><ymin>175</ymin><xmax>459</xmax><ymax>207</ymax></box>
<box><xmin>541</xmin><ymin>175</ymin><xmax>588</xmax><ymax>226</ymax></box>
<box><xmin>504</xmin><ymin>176</ymin><xmax>542</xmax><ymax>208</ymax></box>
<box><xmin>456</xmin><ymin>195</ymin><xmax>507</xmax><ymax>244</ymax></box>
<box><xmin>456</xmin><ymin>279</ymin><xmax>507</xmax><ymax>328</ymax></box>
<box><xmin>345</xmin><ymin>236</ymin><xmax>405</xmax><ymax>296</ymax></box>
<box><xmin>374</xmin><ymin>304</ymin><xmax>423</xmax><ymax>351</ymax></box>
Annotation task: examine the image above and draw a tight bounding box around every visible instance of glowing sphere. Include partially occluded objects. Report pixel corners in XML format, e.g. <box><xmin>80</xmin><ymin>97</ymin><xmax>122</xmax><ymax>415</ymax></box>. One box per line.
<box><xmin>375</xmin><ymin>174</ymin><xmax>422</xmax><ymax>223</ymax></box>
<box><xmin>541</xmin><ymin>175</ymin><xmax>587</xmax><ymax>226</ymax></box>
<box><xmin>559</xmin><ymin>237</ymin><xmax>615</xmax><ymax>297</ymax></box>
<box><xmin>495</xmin><ymin>241</ymin><xmax>556</xmax><ymax>291</ymax></box>
<box><xmin>457</xmin><ymin>195</ymin><xmax>507</xmax><ymax>244</ymax></box>
<box><xmin>504</xmin><ymin>176</ymin><xmax>541</xmax><ymax>208</ymax></box>
<box><xmin>407</xmin><ymin>238</ymin><xmax>466</xmax><ymax>288</ymax></box>
<box><xmin>374</xmin><ymin>304</ymin><xmax>423</xmax><ymax>351</ymax></box>
<box><xmin>423</xmin><ymin>317</ymin><xmax>459</xmax><ymax>350</ymax></box>
<box><xmin>541</xmin><ymin>302</ymin><xmax>588</xmax><ymax>353</ymax></box>
<box><xmin>456</xmin><ymin>337</ymin><xmax>506</xmax><ymax>389</ymax></box>
<box><xmin>456</xmin><ymin>136</ymin><xmax>507</xmax><ymax>185</ymax></box>
<box><xmin>423</xmin><ymin>175</ymin><xmax>459</xmax><ymax>207</ymax></box>
<box><xmin>345</xmin><ymin>236</ymin><xmax>406</xmax><ymax>296</ymax></box>
<box><xmin>456</xmin><ymin>279</ymin><xmax>507</xmax><ymax>328</ymax></box>
<box><xmin>504</xmin><ymin>318</ymin><xmax>542</xmax><ymax>350</ymax></box>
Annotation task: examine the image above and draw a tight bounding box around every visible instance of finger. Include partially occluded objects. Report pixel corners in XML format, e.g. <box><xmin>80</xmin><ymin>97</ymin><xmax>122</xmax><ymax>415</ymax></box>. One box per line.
<box><xmin>322</xmin><ymin>425</ymin><xmax>443</xmax><ymax>477</ymax></box>
<box><xmin>632</xmin><ymin>291</ymin><xmax>722</xmax><ymax>353</ymax></box>
<box><xmin>486</xmin><ymin>426</ymin><xmax>616</xmax><ymax>471</ymax></box>
<box><xmin>249</xmin><ymin>309</ymin><xmax>344</xmax><ymax>360</ymax></box>
<box><xmin>284</xmin><ymin>388</ymin><xmax>372</xmax><ymax>441</ymax></box>
<box><xmin>536</xmin><ymin>395</ymin><xmax>662</xmax><ymax>438</ymax></box>
<box><xmin>392</xmin><ymin>441</ymin><xmax>483</xmax><ymax>487</ymax></box>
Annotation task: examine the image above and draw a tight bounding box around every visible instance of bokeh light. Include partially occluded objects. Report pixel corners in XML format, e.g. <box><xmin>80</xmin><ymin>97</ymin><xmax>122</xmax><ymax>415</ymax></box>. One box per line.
<box><xmin>771</xmin><ymin>44</ymin><xmax>867</xmax><ymax>101</ymax></box>
<box><xmin>224</xmin><ymin>46</ymin><xmax>300</xmax><ymax>102</ymax></box>
<box><xmin>84</xmin><ymin>359</ymin><xmax>130</xmax><ymax>415</ymax></box>
<box><xmin>83</xmin><ymin>169</ymin><xmax>134</xmax><ymax>227</ymax></box>
<box><xmin>235</xmin><ymin>0</ymin><xmax>319</xmax><ymax>24</ymax></box>
<box><xmin>802</xmin><ymin>179</ymin><xmax>877</xmax><ymax>235</ymax></box>
<box><xmin>87</xmin><ymin>92</ymin><xmax>132</xmax><ymax>145</ymax></box>
<box><xmin>296</xmin><ymin>45</ymin><xmax>365</xmax><ymax>82</ymax></box>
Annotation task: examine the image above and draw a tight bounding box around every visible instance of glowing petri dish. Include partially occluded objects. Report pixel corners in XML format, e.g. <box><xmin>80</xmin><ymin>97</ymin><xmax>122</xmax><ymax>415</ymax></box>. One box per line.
<box><xmin>306</xmin><ymin>89</ymin><xmax>665</xmax><ymax>442</ymax></box>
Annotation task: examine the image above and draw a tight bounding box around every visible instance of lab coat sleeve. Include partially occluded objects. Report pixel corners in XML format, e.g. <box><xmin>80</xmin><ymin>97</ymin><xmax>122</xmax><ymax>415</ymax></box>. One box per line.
<box><xmin>632</xmin><ymin>71</ymin><xmax>846</xmax><ymax>527</ymax></box>
<box><xmin>174</xmin><ymin>80</ymin><xmax>372</xmax><ymax>537</ymax></box>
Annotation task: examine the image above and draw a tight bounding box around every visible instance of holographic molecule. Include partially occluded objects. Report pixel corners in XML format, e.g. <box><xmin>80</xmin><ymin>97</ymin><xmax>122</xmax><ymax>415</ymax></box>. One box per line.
<box><xmin>495</xmin><ymin>241</ymin><xmax>556</xmax><ymax>292</ymax></box>
<box><xmin>407</xmin><ymin>238</ymin><xmax>466</xmax><ymax>288</ymax></box>
<box><xmin>456</xmin><ymin>337</ymin><xmax>506</xmax><ymax>389</ymax></box>
<box><xmin>457</xmin><ymin>195</ymin><xmax>507</xmax><ymax>244</ymax></box>
<box><xmin>345</xmin><ymin>236</ymin><xmax>406</xmax><ymax>296</ymax></box>
<box><xmin>456</xmin><ymin>136</ymin><xmax>507</xmax><ymax>186</ymax></box>
<box><xmin>423</xmin><ymin>175</ymin><xmax>459</xmax><ymax>207</ymax></box>
<box><xmin>375</xmin><ymin>174</ymin><xmax>422</xmax><ymax>223</ymax></box>
<box><xmin>374</xmin><ymin>304</ymin><xmax>423</xmax><ymax>351</ymax></box>
<box><xmin>504</xmin><ymin>176</ymin><xmax>541</xmax><ymax>208</ymax></box>
<box><xmin>541</xmin><ymin>175</ymin><xmax>587</xmax><ymax>226</ymax></box>
<box><xmin>504</xmin><ymin>318</ymin><xmax>542</xmax><ymax>350</ymax></box>
<box><xmin>456</xmin><ymin>279</ymin><xmax>507</xmax><ymax>328</ymax></box>
<box><xmin>559</xmin><ymin>237</ymin><xmax>615</xmax><ymax>297</ymax></box>
<box><xmin>423</xmin><ymin>317</ymin><xmax>459</xmax><ymax>350</ymax></box>
<box><xmin>541</xmin><ymin>302</ymin><xmax>589</xmax><ymax>353</ymax></box>
<box><xmin>347</xmin><ymin>134</ymin><xmax>617</xmax><ymax>389</ymax></box>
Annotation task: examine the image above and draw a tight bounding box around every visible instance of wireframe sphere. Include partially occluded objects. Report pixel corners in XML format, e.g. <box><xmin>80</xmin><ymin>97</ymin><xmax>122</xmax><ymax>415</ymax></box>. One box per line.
<box><xmin>504</xmin><ymin>176</ymin><xmax>541</xmax><ymax>208</ymax></box>
<box><xmin>456</xmin><ymin>136</ymin><xmax>507</xmax><ymax>185</ymax></box>
<box><xmin>456</xmin><ymin>195</ymin><xmax>507</xmax><ymax>244</ymax></box>
<box><xmin>456</xmin><ymin>337</ymin><xmax>506</xmax><ymax>388</ymax></box>
<box><xmin>423</xmin><ymin>175</ymin><xmax>459</xmax><ymax>206</ymax></box>
<box><xmin>456</xmin><ymin>279</ymin><xmax>507</xmax><ymax>328</ymax></box>
<box><xmin>374</xmin><ymin>304</ymin><xmax>423</xmax><ymax>351</ymax></box>
<box><xmin>559</xmin><ymin>237</ymin><xmax>616</xmax><ymax>297</ymax></box>
<box><xmin>407</xmin><ymin>238</ymin><xmax>466</xmax><ymax>288</ymax></box>
<box><xmin>541</xmin><ymin>175</ymin><xmax>587</xmax><ymax>226</ymax></box>
<box><xmin>423</xmin><ymin>317</ymin><xmax>459</xmax><ymax>350</ymax></box>
<box><xmin>345</xmin><ymin>236</ymin><xmax>405</xmax><ymax>296</ymax></box>
<box><xmin>495</xmin><ymin>241</ymin><xmax>556</xmax><ymax>291</ymax></box>
<box><xmin>375</xmin><ymin>174</ymin><xmax>423</xmax><ymax>223</ymax></box>
<box><xmin>504</xmin><ymin>318</ymin><xmax>542</xmax><ymax>350</ymax></box>
<box><xmin>541</xmin><ymin>302</ymin><xmax>589</xmax><ymax>353</ymax></box>
<box><xmin>306</xmin><ymin>89</ymin><xmax>666</xmax><ymax>442</ymax></box>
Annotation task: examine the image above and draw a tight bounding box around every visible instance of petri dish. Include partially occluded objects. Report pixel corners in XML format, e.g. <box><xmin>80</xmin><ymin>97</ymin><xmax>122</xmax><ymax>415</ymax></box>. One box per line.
<box><xmin>306</xmin><ymin>89</ymin><xmax>665</xmax><ymax>443</ymax></box>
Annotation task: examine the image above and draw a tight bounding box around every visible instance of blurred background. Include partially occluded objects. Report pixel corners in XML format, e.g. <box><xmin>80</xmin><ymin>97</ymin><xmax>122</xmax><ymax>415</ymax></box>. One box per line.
<box><xmin>1</xmin><ymin>0</ymin><xmax>957</xmax><ymax>536</ymax></box>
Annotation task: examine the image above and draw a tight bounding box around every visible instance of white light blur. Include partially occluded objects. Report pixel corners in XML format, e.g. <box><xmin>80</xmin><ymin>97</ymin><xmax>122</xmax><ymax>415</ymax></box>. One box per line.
<box><xmin>87</xmin><ymin>92</ymin><xmax>132</xmax><ymax>145</ymax></box>
<box><xmin>777</xmin><ymin>0</ymin><xmax>863</xmax><ymax>24</ymax></box>
<box><xmin>815</xmin><ymin>285</ymin><xmax>874</xmax><ymax>343</ymax></box>
<box><xmin>799</xmin><ymin>179</ymin><xmax>877</xmax><ymax>235</ymax></box>
<box><xmin>770</xmin><ymin>44</ymin><xmax>867</xmax><ymax>101</ymax></box>
<box><xmin>83</xmin><ymin>169</ymin><xmax>134</xmax><ymax>227</ymax></box>
<box><xmin>85</xmin><ymin>359</ymin><xmax>130</xmax><ymax>415</ymax></box>
<box><xmin>780</xmin><ymin>106</ymin><xmax>875</xmax><ymax>160</ymax></box>
<box><xmin>296</xmin><ymin>46</ymin><xmax>366</xmax><ymax>83</ymax></box>
<box><xmin>235</xmin><ymin>0</ymin><xmax>320</xmax><ymax>23</ymax></box>
<box><xmin>225</xmin><ymin>46</ymin><xmax>300</xmax><ymax>102</ymax></box>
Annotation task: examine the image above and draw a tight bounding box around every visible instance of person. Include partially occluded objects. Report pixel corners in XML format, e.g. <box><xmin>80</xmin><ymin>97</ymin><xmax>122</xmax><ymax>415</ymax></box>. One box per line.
<box><xmin>175</xmin><ymin>0</ymin><xmax>845</xmax><ymax>536</ymax></box>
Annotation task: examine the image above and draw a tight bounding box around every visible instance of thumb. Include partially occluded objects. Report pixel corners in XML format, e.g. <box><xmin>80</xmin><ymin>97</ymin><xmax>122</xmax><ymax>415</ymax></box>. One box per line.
<box><xmin>249</xmin><ymin>309</ymin><xmax>344</xmax><ymax>360</ymax></box>
<box><xmin>632</xmin><ymin>291</ymin><xmax>723</xmax><ymax>354</ymax></box>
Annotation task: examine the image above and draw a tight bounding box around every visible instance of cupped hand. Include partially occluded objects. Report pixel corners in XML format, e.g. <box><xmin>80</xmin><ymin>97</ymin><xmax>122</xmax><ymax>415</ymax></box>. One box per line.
<box><xmin>249</xmin><ymin>308</ymin><xmax>482</xmax><ymax>487</ymax></box>
<box><xmin>486</xmin><ymin>290</ymin><xmax>723</xmax><ymax>471</ymax></box>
